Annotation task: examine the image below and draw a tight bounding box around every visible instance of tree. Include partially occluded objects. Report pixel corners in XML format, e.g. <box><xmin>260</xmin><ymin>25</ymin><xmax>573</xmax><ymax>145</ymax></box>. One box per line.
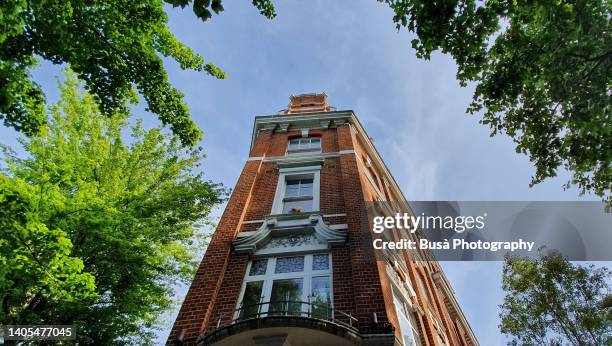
<box><xmin>0</xmin><ymin>0</ymin><xmax>276</xmax><ymax>147</ymax></box>
<box><xmin>379</xmin><ymin>0</ymin><xmax>611</xmax><ymax>205</ymax></box>
<box><xmin>0</xmin><ymin>70</ymin><xmax>225</xmax><ymax>343</ymax></box>
<box><xmin>0</xmin><ymin>175</ymin><xmax>99</xmax><ymax>326</ymax></box>
<box><xmin>500</xmin><ymin>252</ymin><xmax>611</xmax><ymax>345</ymax></box>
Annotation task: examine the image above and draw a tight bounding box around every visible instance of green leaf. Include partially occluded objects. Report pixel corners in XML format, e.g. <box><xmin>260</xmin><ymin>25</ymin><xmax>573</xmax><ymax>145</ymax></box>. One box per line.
<box><xmin>1</xmin><ymin>0</ymin><xmax>277</xmax><ymax>147</ymax></box>
<box><xmin>382</xmin><ymin>0</ymin><xmax>612</xmax><ymax>207</ymax></box>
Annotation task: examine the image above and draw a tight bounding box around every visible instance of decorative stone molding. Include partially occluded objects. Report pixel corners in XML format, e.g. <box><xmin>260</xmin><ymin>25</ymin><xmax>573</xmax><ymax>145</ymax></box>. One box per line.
<box><xmin>233</xmin><ymin>213</ymin><xmax>347</xmax><ymax>254</ymax></box>
<box><xmin>276</xmin><ymin>123</ymin><xmax>290</xmax><ymax>133</ymax></box>
<box><xmin>261</xmin><ymin>124</ymin><xmax>277</xmax><ymax>132</ymax></box>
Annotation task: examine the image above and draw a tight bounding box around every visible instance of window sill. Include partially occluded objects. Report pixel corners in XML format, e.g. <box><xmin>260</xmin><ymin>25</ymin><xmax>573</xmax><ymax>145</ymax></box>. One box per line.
<box><xmin>283</xmin><ymin>196</ymin><xmax>313</xmax><ymax>202</ymax></box>
<box><xmin>286</xmin><ymin>149</ymin><xmax>322</xmax><ymax>155</ymax></box>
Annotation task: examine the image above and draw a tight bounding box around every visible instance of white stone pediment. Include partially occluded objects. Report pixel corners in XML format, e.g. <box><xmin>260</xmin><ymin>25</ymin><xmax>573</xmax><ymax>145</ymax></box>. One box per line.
<box><xmin>233</xmin><ymin>214</ymin><xmax>347</xmax><ymax>255</ymax></box>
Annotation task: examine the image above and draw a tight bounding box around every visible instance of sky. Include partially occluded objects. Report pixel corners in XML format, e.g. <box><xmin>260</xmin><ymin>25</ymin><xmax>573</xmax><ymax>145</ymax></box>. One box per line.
<box><xmin>0</xmin><ymin>1</ymin><xmax>599</xmax><ymax>345</ymax></box>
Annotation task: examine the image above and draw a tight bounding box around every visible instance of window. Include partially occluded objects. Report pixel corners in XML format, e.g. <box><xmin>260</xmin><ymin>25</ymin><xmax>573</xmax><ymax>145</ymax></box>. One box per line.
<box><xmin>311</xmin><ymin>276</ymin><xmax>332</xmax><ymax>319</ymax></box>
<box><xmin>275</xmin><ymin>256</ymin><xmax>305</xmax><ymax>273</ymax></box>
<box><xmin>240</xmin><ymin>281</ymin><xmax>264</xmax><ymax>319</ymax></box>
<box><xmin>417</xmin><ymin>274</ymin><xmax>432</xmax><ymax>303</ymax></box>
<box><xmin>368</xmin><ymin>166</ymin><xmax>381</xmax><ymax>190</ymax></box>
<box><xmin>269</xmin><ymin>278</ymin><xmax>304</xmax><ymax>315</ymax></box>
<box><xmin>287</xmin><ymin>137</ymin><xmax>321</xmax><ymax>154</ymax></box>
<box><xmin>272</xmin><ymin>166</ymin><xmax>321</xmax><ymax>215</ymax></box>
<box><xmin>393</xmin><ymin>290</ymin><xmax>421</xmax><ymax>346</ymax></box>
<box><xmin>312</xmin><ymin>254</ymin><xmax>329</xmax><ymax>270</ymax></box>
<box><xmin>383</xmin><ymin>180</ymin><xmax>392</xmax><ymax>202</ymax></box>
<box><xmin>282</xmin><ymin>177</ymin><xmax>314</xmax><ymax>214</ymax></box>
<box><xmin>237</xmin><ymin>254</ymin><xmax>332</xmax><ymax>320</ymax></box>
<box><xmin>249</xmin><ymin>259</ymin><xmax>268</xmax><ymax>276</ymax></box>
<box><xmin>431</xmin><ymin>311</ymin><xmax>448</xmax><ymax>346</ymax></box>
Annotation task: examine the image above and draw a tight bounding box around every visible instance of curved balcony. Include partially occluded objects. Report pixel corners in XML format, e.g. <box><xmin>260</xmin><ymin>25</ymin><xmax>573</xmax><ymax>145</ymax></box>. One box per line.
<box><xmin>199</xmin><ymin>300</ymin><xmax>361</xmax><ymax>346</ymax></box>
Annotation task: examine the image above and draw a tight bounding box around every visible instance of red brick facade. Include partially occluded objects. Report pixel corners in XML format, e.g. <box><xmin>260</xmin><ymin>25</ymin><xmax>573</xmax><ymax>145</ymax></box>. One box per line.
<box><xmin>167</xmin><ymin>95</ymin><xmax>477</xmax><ymax>346</ymax></box>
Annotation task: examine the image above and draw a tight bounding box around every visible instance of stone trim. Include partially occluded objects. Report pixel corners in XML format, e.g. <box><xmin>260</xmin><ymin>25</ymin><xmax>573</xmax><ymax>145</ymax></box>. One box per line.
<box><xmin>232</xmin><ymin>214</ymin><xmax>348</xmax><ymax>254</ymax></box>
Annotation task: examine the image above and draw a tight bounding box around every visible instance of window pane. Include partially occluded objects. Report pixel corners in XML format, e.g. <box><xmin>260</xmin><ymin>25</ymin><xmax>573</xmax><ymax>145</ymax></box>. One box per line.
<box><xmin>308</xmin><ymin>138</ymin><xmax>321</xmax><ymax>149</ymax></box>
<box><xmin>285</xmin><ymin>181</ymin><xmax>300</xmax><ymax>197</ymax></box>
<box><xmin>269</xmin><ymin>278</ymin><xmax>303</xmax><ymax>316</ymax></box>
<box><xmin>311</xmin><ymin>276</ymin><xmax>332</xmax><ymax>319</ymax></box>
<box><xmin>313</xmin><ymin>254</ymin><xmax>329</xmax><ymax>270</ymax></box>
<box><xmin>249</xmin><ymin>259</ymin><xmax>268</xmax><ymax>276</ymax></box>
<box><xmin>288</xmin><ymin>139</ymin><xmax>300</xmax><ymax>150</ymax></box>
<box><xmin>239</xmin><ymin>281</ymin><xmax>263</xmax><ymax>320</ymax></box>
<box><xmin>287</xmin><ymin>137</ymin><xmax>320</xmax><ymax>152</ymax></box>
<box><xmin>299</xmin><ymin>184</ymin><xmax>313</xmax><ymax>197</ymax></box>
<box><xmin>299</xmin><ymin>179</ymin><xmax>313</xmax><ymax>196</ymax></box>
<box><xmin>275</xmin><ymin>256</ymin><xmax>305</xmax><ymax>273</ymax></box>
<box><xmin>282</xmin><ymin>199</ymin><xmax>313</xmax><ymax>213</ymax></box>
<box><xmin>394</xmin><ymin>293</ymin><xmax>418</xmax><ymax>346</ymax></box>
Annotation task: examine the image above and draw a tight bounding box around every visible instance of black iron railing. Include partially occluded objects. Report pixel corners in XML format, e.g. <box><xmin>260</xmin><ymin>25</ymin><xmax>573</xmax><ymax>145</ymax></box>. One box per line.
<box><xmin>212</xmin><ymin>300</ymin><xmax>358</xmax><ymax>332</ymax></box>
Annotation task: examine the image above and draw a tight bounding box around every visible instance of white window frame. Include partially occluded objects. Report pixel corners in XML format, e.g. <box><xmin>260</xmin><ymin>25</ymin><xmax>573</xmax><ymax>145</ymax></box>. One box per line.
<box><xmin>430</xmin><ymin>311</ymin><xmax>448</xmax><ymax>346</ymax></box>
<box><xmin>286</xmin><ymin>137</ymin><xmax>322</xmax><ymax>155</ymax></box>
<box><xmin>236</xmin><ymin>253</ymin><xmax>333</xmax><ymax>319</ymax></box>
<box><xmin>393</xmin><ymin>288</ymin><xmax>421</xmax><ymax>346</ymax></box>
<box><xmin>272</xmin><ymin>166</ymin><xmax>321</xmax><ymax>215</ymax></box>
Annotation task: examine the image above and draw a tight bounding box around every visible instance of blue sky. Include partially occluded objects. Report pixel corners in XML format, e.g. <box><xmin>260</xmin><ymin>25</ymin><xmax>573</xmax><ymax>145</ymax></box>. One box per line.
<box><xmin>0</xmin><ymin>1</ymin><xmax>598</xmax><ymax>344</ymax></box>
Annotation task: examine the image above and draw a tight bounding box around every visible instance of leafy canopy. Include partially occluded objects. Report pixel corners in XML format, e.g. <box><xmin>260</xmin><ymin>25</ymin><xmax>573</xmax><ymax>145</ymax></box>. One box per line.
<box><xmin>0</xmin><ymin>176</ymin><xmax>99</xmax><ymax>323</ymax></box>
<box><xmin>0</xmin><ymin>0</ymin><xmax>275</xmax><ymax>147</ymax></box>
<box><xmin>0</xmin><ymin>70</ymin><xmax>225</xmax><ymax>343</ymax></box>
<box><xmin>500</xmin><ymin>252</ymin><xmax>611</xmax><ymax>345</ymax></box>
<box><xmin>380</xmin><ymin>0</ymin><xmax>611</xmax><ymax>205</ymax></box>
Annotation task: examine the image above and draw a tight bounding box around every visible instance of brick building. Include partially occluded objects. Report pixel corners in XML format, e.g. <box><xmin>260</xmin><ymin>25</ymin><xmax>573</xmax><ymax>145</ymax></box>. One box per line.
<box><xmin>167</xmin><ymin>94</ymin><xmax>478</xmax><ymax>346</ymax></box>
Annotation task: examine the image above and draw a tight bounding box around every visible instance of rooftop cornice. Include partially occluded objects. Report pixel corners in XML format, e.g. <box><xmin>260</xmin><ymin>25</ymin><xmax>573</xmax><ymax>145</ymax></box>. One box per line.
<box><xmin>254</xmin><ymin>109</ymin><xmax>353</xmax><ymax>122</ymax></box>
<box><xmin>250</xmin><ymin>110</ymin><xmax>355</xmax><ymax>150</ymax></box>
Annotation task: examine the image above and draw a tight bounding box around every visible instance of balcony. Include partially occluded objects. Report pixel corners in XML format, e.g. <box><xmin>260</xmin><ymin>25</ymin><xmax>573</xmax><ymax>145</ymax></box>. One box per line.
<box><xmin>199</xmin><ymin>300</ymin><xmax>360</xmax><ymax>346</ymax></box>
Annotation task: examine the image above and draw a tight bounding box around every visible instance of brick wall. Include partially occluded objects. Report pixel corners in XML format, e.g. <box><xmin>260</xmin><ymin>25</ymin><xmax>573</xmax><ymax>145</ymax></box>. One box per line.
<box><xmin>167</xmin><ymin>159</ymin><xmax>262</xmax><ymax>344</ymax></box>
<box><xmin>320</xmin><ymin>157</ymin><xmax>345</xmax><ymax>215</ymax></box>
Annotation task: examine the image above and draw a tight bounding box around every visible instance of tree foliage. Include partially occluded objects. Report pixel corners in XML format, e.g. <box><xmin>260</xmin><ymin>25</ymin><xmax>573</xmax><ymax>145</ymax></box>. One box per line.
<box><xmin>380</xmin><ymin>0</ymin><xmax>611</xmax><ymax>205</ymax></box>
<box><xmin>0</xmin><ymin>0</ymin><xmax>275</xmax><ymax>147</ymax></box>
<box><xmin>0</xmin><ymin>71</ymin><xmax>225</xmax><ymax>343</ymax></box>
<box><xmin>0</xmin><ymin>176</ymin><xmax>99</xmax><ymax>324</ymax></box>
<box><xmin>500</xmin><ymin>252</ymin><xmax>611</xmax><ymax>345</ymax></box>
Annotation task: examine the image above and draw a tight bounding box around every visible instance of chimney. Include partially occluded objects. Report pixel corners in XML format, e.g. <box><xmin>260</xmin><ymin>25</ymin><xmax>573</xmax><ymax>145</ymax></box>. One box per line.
<box><xmin>284</xmin><ymin>93</ymin><xmax>333</xmax><ymax>115</ymax></box>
